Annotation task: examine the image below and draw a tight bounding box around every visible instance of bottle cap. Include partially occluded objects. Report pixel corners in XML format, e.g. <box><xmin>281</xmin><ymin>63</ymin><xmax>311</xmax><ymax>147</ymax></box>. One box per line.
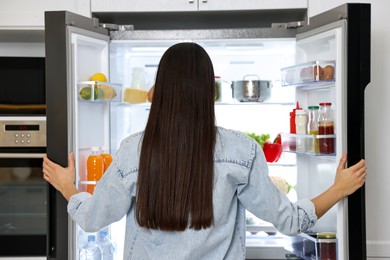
<box><xmin>308</xmin><ymin>106</ymin><xmax>319</xmax><ymax>110</ymax></box>
<box><xmin>100</xmin><ymin>146</ymin><xmax>109</xmax><ymax>152</ymax></box>
<box><xmin>87</xmin><ymin>235</ymin><xmax>96</xmax><ymax>242</ymax></box>
<box><xmin>91</xmin><ymin>147</ymin><xmax>100</xmax><ymax>152</ymax></box>
<box><xmin>319</xmin><ymin>102</ymin><xmax>332</xmax><ymax>106</ymax></box>
<box><xmin>295</xmin><ymin>109</ymin><xmax>306</xmax><ymax>115</ymax></box>
<box><xmin>317</xmin><ymin>232</ymin><xmax>336</xmax><ymax>239</ymax></box>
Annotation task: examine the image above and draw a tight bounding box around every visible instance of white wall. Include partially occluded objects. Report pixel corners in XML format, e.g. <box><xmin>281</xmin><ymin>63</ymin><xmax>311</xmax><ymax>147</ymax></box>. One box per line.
<box><xmin>309</xmin><ymin>0</ymin><xmax>390</xmax><ymax>259</ymax></box>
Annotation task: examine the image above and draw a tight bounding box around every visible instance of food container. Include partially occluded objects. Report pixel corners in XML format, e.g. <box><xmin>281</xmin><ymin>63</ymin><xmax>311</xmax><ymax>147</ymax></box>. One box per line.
<box><xmin>285</xmin><ymin>232</ymin><xmax>337</xmax><ymax>260</ymax></box>
<box><xmin>231</xmin><ymin>75</ymin><xmax>271</xmax><ymax>102</ymax></box>
<box><xmin>78</xmin><ymin>81</ymin><xmax>121</xmax><ymax>102</ymax></box>
<box><xmin>281</xmin><ymin>60</ymin><xmax>335</xmax><ymax>86</ymax></box>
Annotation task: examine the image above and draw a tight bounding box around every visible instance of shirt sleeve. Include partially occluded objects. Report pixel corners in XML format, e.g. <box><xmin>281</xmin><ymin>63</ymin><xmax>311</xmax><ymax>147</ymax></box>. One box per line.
<box><xmin>237</xmin><ymin>143</ymin><xmax>317</xmax><ymax>236</ymax></box>
<box><xmin>67</xmin><ymin>157</ymin><xmax>134</xmax><ymax>232</ymax></box>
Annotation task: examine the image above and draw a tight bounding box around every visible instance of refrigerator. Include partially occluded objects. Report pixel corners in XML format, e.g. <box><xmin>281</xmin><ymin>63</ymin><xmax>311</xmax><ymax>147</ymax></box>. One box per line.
<box><xmin>44</xmin><ymin>3</ymin><xmax>370</xmax><ymax>260</ymax></box>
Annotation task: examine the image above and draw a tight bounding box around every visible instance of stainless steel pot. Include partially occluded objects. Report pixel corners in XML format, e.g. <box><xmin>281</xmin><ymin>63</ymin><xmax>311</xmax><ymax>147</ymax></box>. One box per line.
<box><xmin>231</xmin><ymin>75</ymin><xmax>271</xmax><ymax>102</ymax></box>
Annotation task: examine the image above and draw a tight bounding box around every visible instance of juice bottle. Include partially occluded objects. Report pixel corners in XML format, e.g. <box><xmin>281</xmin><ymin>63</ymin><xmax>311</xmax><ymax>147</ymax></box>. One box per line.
<box><xmin>318</xmin><ymin>102</ymin><xmax>335</xmax><ymax>154</ymax></box>
<box><xmin>100</xmin><ymin>146</ymin><xmax>113</xmax><ymax>173</ymax></box>
<box><xmin>87</xmin><ymin>146</ymin><xmax>104</xmax><ymax>194</ymax></box>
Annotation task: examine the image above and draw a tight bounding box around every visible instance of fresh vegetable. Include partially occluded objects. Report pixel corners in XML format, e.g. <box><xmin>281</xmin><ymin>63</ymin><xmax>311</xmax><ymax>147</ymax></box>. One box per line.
<box><xmin>270</xmin><ymin>176</ymin><xmax>293</xmax><ymax>194</ymax></box>
<box><xmin>245</xmin><ymin>132</ymin><xmax>270</xmax><ymax>149</ymax></box>
<box><xmin>245</xmin><ymin>132</ymin><xmax>282</xmax><ymax>163</ymax></box>
<box><xmin>263</xmin><ymin>142</ymin><xmax>282</xmax><ymax>163</ymax></box>
<box><xmin>273</xmin><ymin>133</ymin><xmax>282</xmax><ymax>144</ymax></box>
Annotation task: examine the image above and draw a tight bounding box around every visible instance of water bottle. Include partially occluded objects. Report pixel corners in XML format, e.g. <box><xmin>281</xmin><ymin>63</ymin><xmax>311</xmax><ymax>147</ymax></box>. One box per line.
<box><xmin>98</xmin><ymin>231</ymin><xmax>115</xmax><ymax>260</ymax></box>
<box><xmin>80</xmin><ymin>235</ymin><xmax>102</xmax><ymax>260</ymax></box>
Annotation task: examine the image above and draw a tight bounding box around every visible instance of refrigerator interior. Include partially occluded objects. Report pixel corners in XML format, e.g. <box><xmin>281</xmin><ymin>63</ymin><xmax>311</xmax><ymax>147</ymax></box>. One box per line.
<box><xmin>70</xmin><ymin>28</ymin><xmax>344</xmax><ymax>258</ymax></box>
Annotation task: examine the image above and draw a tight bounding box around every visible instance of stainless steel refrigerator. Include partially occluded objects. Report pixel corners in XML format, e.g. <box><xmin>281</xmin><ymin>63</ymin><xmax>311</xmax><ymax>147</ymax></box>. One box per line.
<box><xmin>44</xmin><ymin>3</ymin><xmax>370</xmax><ymax>259</ymax></box>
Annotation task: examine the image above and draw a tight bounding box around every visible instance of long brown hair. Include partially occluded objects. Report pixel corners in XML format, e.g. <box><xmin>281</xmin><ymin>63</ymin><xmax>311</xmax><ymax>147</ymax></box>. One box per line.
<box><xmin>136</xmin><ymin>42</ymin><xmax>216</xmax><ymax>231</ymax></box>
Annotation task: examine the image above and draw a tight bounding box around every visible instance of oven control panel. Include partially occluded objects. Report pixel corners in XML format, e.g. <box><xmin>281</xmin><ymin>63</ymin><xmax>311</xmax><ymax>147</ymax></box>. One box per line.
<box><xmin>0</xmin><ymin>117</ymin><xmax>46</xmax><ymax>147</ymax></box>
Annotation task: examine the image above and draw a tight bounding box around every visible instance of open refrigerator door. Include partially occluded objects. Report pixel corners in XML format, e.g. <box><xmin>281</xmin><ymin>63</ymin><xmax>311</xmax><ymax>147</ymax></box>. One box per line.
<box><xmin>280</xmin><ymin>3</ymin><xmax>370</xmax><ymax>259</ymax></box>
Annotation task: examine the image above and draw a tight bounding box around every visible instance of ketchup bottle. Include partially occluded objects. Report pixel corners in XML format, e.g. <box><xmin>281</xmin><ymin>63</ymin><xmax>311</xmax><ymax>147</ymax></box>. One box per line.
<box><xmin>289</xmin><ymin>101</ymin><xmax>301</xmax><ymax>134</ymax></box>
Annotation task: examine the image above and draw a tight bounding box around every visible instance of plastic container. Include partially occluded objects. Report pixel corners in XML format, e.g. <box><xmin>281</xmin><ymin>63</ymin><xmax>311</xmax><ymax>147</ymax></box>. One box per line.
<box><xmin>87</xmin><ymin>147</ymin><xmax>104</xmax><ymax>194</ymax></box>
<box><xmin>318</xmin><ymin>102</ymin><xmax>335</xmax><ymax>154</ymax></box>
<box><xmin>80</xmin><ymin>235</ymin><xmax>103</xmax><ymax>260</ymax></box>
<box><xmin>123</xmin><ymin>67</ymin><xmax>148</xmax><ymax>103</ymax></box>
<box><xmin>100</xmin><ymin>146</ymin><xmax>113</xmax><ymax>173</ymax></box>
<box><xmin>98</xmin><ymin>231</ymin><xmax>115</xmax><ymax>260</ymax></box>
<box><xmin>281</xmin><ymin>60</ymin><xmax>336</xmax><ymax>86</ymax></box>
<box><xmin>295</xmin><ymin>109</ymin><xmax>308</xmax><ymax>152</ymax></box>
<box><xmin>307</xmin><ymin>106</ymin><xmax>320</xmax><ymax>154</ymax></box>
<box><xmin>285</xmin><ymin>232</ymin><xmax>337</xmax><ymax>260</ymax></box>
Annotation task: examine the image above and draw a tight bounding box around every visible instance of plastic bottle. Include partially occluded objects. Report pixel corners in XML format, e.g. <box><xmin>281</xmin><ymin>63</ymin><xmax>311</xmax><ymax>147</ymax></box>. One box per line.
<box><xmin>98</xmin><ymin>231</ymin><xmax>115</xmax><ymax>260</ymax></box>
<box><xmin>318</xmin><ymin>102</ymin><xmax>335</xmax><ymax>154</ymax></box>
<box><xmin>295</xmin><ymin>109</ymin><xmax>307</xmax><ymax>152</ymax></box>
<box><xmin>100</xmin><ymin>146</ymin><xmax>113</xmax><ymax>173</ymax></box>
<box><xmin>289</xmin><ymin>102</ymin><xmax>301</xmax><ymax>134</ymax></box>
<box><xmin>288</xmin><ymin>102</ymin><xmax>301</xmax><ymax>151</ymax></box>
<box><xmin>79</xmin><ymin>235</ymin><xmax>103</xmax><ymax>260</ymax></box>
<box><xmin>307</xmin><ymin>106</ymin><xmax>320</xmax><ymax>154</ymax></box>
<box><xmin>87</xmin><ymin>147</ymin><xmax>104</xmax><ymax>194</ymax></box>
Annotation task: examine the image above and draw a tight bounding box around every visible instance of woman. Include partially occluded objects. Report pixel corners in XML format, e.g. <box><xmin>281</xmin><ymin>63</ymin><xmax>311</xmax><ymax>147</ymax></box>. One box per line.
<box><xmin>43</xmin><ymin>42</ymin><xmax>367</xmax><ymax>259</ymax></box>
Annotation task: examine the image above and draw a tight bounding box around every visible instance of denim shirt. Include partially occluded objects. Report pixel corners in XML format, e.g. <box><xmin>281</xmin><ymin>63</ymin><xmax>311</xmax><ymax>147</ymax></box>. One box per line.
<box><xmin>68</xmin><ymin>127</ymin><xmax>317</xmax><ymax>259</ymax></box>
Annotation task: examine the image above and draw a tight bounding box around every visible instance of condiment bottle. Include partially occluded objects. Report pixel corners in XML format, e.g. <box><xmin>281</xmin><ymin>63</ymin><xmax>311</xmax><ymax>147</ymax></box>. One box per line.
<box><xmin>307</xmin><ymin>106</ymin><xmax>320</xmax><ymax>154</ymax></box>
<box><xmin>295</xmin><ymin>109</ymin><xmax>307</xmax><ymax>152</ymax></box>
<box><xmin>87</xmin><ymin>147</ymin><xmax>104</xmax><ymax>194</ymax></box>
<box><xmin>318</xmin><ymin>102</ymin><xmax>335</xmax><ymax>154</ymax></box>
<box><xmin>100</xmin><ymin>146</ymin><xmax>113</xmax><ymax>173</ymax></box>
<box><xmin>289</xmin><ymin>102</ymin><xmax>301</xmax><ymax>134</ymax></box>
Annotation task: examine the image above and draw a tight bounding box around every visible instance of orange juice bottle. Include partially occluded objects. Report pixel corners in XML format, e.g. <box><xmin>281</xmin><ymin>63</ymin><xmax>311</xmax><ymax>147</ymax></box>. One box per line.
<box><xmin>100</xmin><ymin>146</ymin><xmax>113</xmax><ymax>173</ymax></box>
<box><xmin>87</xmin><ymin>146</ymin><xmax>104</xmax><ymax>194</ymax></box>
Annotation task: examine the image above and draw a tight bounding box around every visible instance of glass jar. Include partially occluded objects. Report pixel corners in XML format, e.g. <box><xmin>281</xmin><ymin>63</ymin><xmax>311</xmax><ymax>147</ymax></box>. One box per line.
<box><xmin>317</xmin><ymin>232</ymin><xmax>337</xmax><ymax>260</ymax></box>
<box><xmin>318</xmin><ymin>102</ymin><xmax>335</xmax><ymax>154</ymax></box>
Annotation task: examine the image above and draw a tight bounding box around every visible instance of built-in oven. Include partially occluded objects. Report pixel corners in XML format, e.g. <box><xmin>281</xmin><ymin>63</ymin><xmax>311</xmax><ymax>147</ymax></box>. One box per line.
<box><xmin>0</xmin><ymin>56</ymin><xmax>47</xmax><ymax>256</ymax></box>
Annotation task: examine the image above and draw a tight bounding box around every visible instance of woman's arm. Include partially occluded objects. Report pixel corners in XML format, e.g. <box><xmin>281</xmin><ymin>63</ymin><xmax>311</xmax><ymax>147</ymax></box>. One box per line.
<box><xmin>311</xmin><ymin>153</ymin><xmax>367</xmax><ymax>218</ymax></box>
<box><xmin>42</xmin><ymin>153</ymin><xmax>78</xmax><ymax>201</ymax></box>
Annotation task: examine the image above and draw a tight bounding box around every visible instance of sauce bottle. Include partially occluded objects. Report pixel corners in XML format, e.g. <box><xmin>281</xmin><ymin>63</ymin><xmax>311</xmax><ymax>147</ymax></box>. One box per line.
<box><xmin>100</xmin><ymin>146</ymin><xmax>113</xmax><ymax>173</ymax></box>
<box><xmin>87</xmin><ymin>147</ymin><xmax>104</xmax><ymax>194</ymax></box>
<box><xmin>318</xmin><ymin>102</ymin><xmax>335</xmax><ymax>154</ymax></box>
<box><xmin>307</xmin><ymin>106</ymin><xmax>320</xmax><ymax>154</ymax></box>
<box><xmin>295</xmin><ymin>109</ymin><xmax>307</xmax><ymax>152</ymax></box>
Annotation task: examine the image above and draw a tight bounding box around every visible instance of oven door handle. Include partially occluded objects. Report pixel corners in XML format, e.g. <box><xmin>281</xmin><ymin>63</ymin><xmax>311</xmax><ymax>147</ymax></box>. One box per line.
<box><xmin>0</xmin><ymin>153</ymin><xmax>45</xmax><ymax>159</ymax></box>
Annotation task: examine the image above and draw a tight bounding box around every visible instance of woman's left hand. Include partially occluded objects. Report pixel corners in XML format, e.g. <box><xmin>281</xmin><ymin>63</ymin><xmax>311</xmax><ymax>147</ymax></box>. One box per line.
<box><xmin>43</xmin><ymin>153</ymin><xmax>78</xmax><ymax>201</ymax></box>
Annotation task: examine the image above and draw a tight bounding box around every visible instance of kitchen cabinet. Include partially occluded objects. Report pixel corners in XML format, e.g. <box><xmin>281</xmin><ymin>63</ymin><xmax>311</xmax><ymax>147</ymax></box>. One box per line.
<box><xmin>0</xmin><ymin>0</ymin><xmax>90</xmax><ymax>29</ymax></box>
<box><xmin>91</xmin><ymin>0</ymin><xmax>307</xmax><ymax>12</ymax></box>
